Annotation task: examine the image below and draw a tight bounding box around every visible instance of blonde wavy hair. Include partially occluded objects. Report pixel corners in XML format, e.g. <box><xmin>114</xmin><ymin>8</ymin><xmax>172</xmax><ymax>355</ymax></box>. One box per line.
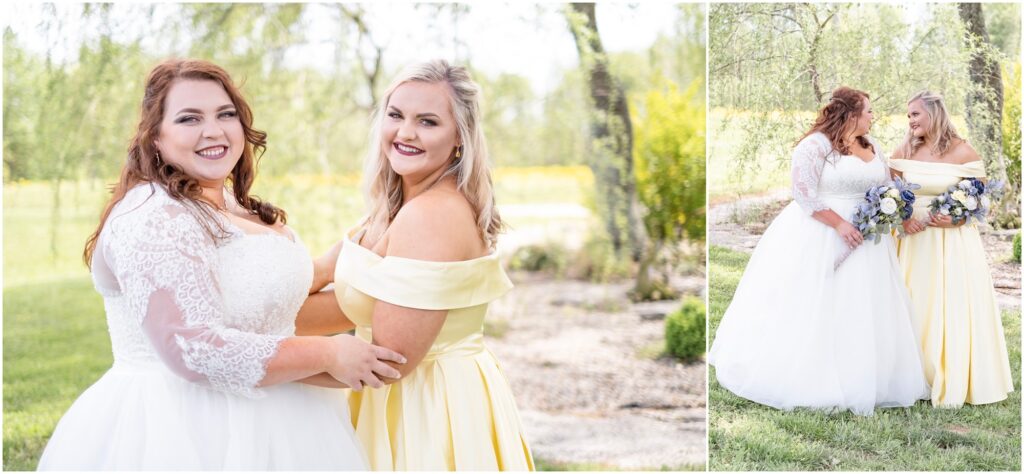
<box><xmin>361</xmin><ymin>59</ymin><xmax>503</xmax><ymax>249</ymax></box>
<box><xmin>897</xmin><ymin>90</ymin><xmax>962</xmax><ymax>159</ymax></box>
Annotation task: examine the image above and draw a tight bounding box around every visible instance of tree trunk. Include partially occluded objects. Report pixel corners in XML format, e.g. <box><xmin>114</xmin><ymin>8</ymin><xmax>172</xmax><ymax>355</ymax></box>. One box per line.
<box><xmin>565</xmin><ymin>3</ymin><xmax>644</xmax><ymax>263</ymax></box>
<box><xmin>957</xmin><ymin>3</ymin><xmax>1016</xmax><ymax>226</ymax></box>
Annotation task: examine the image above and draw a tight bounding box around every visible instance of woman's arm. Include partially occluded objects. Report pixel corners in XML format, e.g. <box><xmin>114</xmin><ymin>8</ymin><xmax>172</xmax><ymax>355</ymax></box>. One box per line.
<box><xmin>931</xmin><ymin>144</ymin><xmax>984</xmax><ymax>228</ymax></box>
<box><xmin>367</xmin><ymin>191</ymin><xmax>483</xmax><ymax>380</ymax></box>
<box><xmin>111</xmin><ymin>200</ymin><xmax>403</xmax><ymax>396</ymax></box>
<box><xmin>792</xmin><ymin>135</ymin><xmax>863</xmax><ymax>248</ymax></box>
<box><xmin>295</xmin><ymin>290</ymin><xmax>356</xmax><ymax>336</ymax></box>
<box><xmin>309</xmin><ymin>239</ymin><xmax>344</xmax><ymax>294</ymax></box>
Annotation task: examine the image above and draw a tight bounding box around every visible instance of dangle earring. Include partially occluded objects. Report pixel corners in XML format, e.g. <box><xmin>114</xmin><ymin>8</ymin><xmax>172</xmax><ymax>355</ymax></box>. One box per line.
<box><xmin>455</xmin><ymin>146</ymin><xmax>462</xmax><ymax>159</ymax></box>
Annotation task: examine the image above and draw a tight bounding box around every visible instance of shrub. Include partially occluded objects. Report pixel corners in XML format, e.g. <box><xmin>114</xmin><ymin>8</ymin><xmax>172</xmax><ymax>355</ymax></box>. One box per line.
<box><xmin>1013</xmin><ymin>232</ymin><xmax>1021</xmax><ymax>263</ymax></box>
<box><xmin>508</xmin><ymin>243</ymin><xmax>569</xmax><ymax>276</ymax></box>
<box><xmin>666</xmin><ymin>296</ymin><xmax>706</xmax><ymax>360</ymax></box>
<box><xmin>566</xmin><ymin>233</ymin><xmax>633</xmax><ymax>282</ymax></box>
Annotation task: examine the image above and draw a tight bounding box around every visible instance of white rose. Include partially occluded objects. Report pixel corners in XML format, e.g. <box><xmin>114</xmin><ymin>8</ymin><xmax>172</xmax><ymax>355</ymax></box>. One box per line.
<box><xmin>880</xmin><ymin>197</ymin><xmax>898</xmax><ymax>215</ymax></box>
<box><xmin>965</xmin><ymin>196</ymin><xmax>978</xmax><ymax>211</ymax></box>
<box><xmin>941</xmin><ymin>207</ymin><xmax>950</xmax><ymax>215</ymax></box>
<box><xmin>952</xmin><ymin>190</ymin><xmax>968</xmax><ymax>203</ymax></box>
<box><xmin>954</xmin><ymin>207</ymin><xmax>963</xmax><ymax>216</ymax></box>
<box><xmin>886</xmin><ymin>189</ymin><xmax>900</xmax><ymax>198</ymax></box>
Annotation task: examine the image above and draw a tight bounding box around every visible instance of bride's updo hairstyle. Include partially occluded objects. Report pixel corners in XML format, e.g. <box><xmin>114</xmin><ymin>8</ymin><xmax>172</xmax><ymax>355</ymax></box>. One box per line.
<box><xmin>362</xmin><ymin>59</ymin><xmax>503</xmax><ymax>249</ymax></box>
<box><xmin>799</xmin><ymin>86</ymin><xmax>873</xmax><ymax>156</ymax></box>
<box><xmin>896</xmin><ymin>90</ymin><xmax>963</xmax><ymax>160</ymax></box>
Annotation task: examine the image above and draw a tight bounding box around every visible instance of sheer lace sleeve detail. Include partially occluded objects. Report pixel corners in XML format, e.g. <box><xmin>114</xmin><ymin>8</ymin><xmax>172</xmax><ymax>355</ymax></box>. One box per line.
<box><xmin>103</xmin><ymin>190</ymin><xmax>283</xmax><ymax>398</ymax></box>
<box><xmin>791</xmin><ymin>133</ymin><xmax>832</xmax><ymax>214</ymax></box>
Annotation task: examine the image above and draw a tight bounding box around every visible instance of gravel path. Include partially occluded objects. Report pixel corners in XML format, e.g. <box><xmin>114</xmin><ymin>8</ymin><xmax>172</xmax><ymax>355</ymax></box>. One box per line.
<box><xmin>709</xmin><ymin>191</ymin><xmax>1021</xmax><ymax>310</ymax></box>
<box><xmin>484</xmin><ymin>274</ymin><xmax>707</xmax><ymax>469</ymax></box>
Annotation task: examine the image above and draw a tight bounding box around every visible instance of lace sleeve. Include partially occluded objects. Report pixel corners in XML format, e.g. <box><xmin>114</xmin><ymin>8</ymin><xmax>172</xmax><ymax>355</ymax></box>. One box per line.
<box><xmin>791</xmin><ymin>134</ymin><xmax>832</xmax><ymax>214</ymax></box>
<box><xmin>104</xmin><ymin>197</ymin><xmax>283</xmax><ymax>398</ymax></box>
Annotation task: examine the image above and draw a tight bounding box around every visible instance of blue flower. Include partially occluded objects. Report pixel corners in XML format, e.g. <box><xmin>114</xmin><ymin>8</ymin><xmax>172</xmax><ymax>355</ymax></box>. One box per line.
<box><xmin>901</xmin><ymin>190</ymin><xmax>916</xmax><ymax>205</ymax></box>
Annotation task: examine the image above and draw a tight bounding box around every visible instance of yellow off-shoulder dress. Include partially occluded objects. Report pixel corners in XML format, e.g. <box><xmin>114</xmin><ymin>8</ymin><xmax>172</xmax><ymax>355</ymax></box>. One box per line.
<box><xmin>333</xmin><ymin>230</ymin><xmax>534</xmax><ymax>471</ymax></box>
<box><xmin>890</xmin><ymin>159</ymin><xmax>1014</xmax><ymax>407</ymax></box>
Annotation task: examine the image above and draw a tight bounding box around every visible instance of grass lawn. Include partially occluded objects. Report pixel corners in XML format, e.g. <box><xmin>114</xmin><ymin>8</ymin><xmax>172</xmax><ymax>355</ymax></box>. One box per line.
<box><xmin>3</xmin><ymin>277</ymin><xmax>108</xmax><ymax>471</ymax></box>
<box><xmin>2</xmin><ymin>167</ymin><xmax>596</xmax><ymax>470</ymax></box>
<box><xmin>708</xmin><ymin>245</ymin><xmax>1022</xmax><ymax>471</ymax></box>
<box><xmin>535</xmin><ymin>457</ymin><xmax>705</xmax><ymax>471</ymax></box>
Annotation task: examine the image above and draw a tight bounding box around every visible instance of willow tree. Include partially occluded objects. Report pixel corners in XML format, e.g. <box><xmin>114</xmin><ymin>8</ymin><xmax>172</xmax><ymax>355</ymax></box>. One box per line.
<box><xmin>710</xmin><ymin>3</ymin><xmax>974</xmax><ymax>191</ymax></box>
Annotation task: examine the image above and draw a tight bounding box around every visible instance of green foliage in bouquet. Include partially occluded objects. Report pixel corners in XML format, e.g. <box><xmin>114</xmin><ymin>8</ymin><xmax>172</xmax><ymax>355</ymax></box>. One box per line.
<box><xmin>666</xmin><ymin>296</ymin><xmax>706</xmax><ymax>360</ymax></box>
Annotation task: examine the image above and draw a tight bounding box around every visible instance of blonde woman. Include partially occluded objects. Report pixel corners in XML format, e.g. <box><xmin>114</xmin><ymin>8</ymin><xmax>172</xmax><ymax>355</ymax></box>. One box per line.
<box><xmin>298</xmin><ymin>60</ymin><xmax>533</xmax><ymax>470</ymax></box>
<box><xmin>889</xmin><ymin>91</ymin><xmax>1013</xmax><ymax>408</ymax></box>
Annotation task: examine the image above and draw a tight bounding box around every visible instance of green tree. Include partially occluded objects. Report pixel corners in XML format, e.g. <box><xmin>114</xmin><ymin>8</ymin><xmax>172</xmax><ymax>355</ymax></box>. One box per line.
<box><xmin>631</xmin><ymin>79</ymin><xmax>705</xmax><ymax>300</ymax></box>
<box><xmin>710</xmin><ymin>3</ymin><xmax>974</xmax><ymax>186</ymax></box>
<box><xmin>1002</xmin><ymin>61</ymin><xmax>1021</xmax><ymax>222</ymax></box>
<box><xmin>958</xmin><ymin>3</ymin><xmax>1017</xmax><ymax>227</ymax></box>
<box><xmin>566</xmin><ymin>2</ymin><xmax>644</xmax><ymax>263</ymax></box>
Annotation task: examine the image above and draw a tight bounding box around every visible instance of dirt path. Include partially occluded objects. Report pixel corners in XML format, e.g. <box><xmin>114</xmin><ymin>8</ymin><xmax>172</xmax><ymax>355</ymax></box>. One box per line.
<box><xmin>709</xmin><ymin>191</ymin><xmax>1021</xmax><ymax>310</ymax></box>
<box><xmin>485</xmin><ymin>274</ymin><xmax>707</xmax><ymax>469</ymax></box>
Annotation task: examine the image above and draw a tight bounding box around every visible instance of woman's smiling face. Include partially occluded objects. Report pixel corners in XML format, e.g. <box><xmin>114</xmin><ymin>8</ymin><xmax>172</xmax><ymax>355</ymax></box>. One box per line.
<box><xmin>380</xmin><ymin>81</ymin><xmax>460</xmax><ymax>181</ymax></box>
<box><xmin>907</xmin><ymin>99</ymin><xmax>930</xmax><ymax>139</ymax></box>
<box><xmin>154</xmin><ymin>79</ymin><xmax>244</xmax><ymax>187</ymax></box>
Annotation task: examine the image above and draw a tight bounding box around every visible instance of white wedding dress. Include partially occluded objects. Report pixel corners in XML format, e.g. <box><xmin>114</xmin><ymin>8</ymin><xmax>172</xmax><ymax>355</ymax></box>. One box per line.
<box><xmin>38</xmin><ymin>183</ymin><xmax>366</xmax><ymax>470</ymax></box>
<box><xmin>709</xmin><ymin>132</ymin><xmax>931</xmax><ymax>416</ymax></box>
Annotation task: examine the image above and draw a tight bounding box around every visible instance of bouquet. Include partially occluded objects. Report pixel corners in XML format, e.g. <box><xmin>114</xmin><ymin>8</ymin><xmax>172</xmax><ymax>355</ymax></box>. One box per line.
<box><xmin>834</xmin><ymin>177</ymin><xmax>920</xmax><ymax>270</ymax></box>
<box><xmin>928</xmin><ymin>178</ymin><xmax>1005</xmax><ymax>225</ymax></box>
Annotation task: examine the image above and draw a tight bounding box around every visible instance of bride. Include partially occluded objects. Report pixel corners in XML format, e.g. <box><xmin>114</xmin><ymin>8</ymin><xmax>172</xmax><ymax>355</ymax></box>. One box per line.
<box><xmin>37</xmin><ymin>59</ymin><xmax>404</xmax><ymax>470</ymax></box>
<box><xmin>708</xmin><ymin>86</ymin><xmax>931</xmax><ymax>416</ymax></box>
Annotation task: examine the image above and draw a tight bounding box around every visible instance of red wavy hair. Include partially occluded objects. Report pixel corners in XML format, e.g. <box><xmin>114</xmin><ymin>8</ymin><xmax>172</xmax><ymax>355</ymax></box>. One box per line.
<box><xmin>799</xmin><ymin>86</ymin><xmax>873</xmax><ymax>156</ymax></box>
<box><xmin>83</xmin><ymin>58</ymin><xmax>285</xmax><ymax>266</ymax></box>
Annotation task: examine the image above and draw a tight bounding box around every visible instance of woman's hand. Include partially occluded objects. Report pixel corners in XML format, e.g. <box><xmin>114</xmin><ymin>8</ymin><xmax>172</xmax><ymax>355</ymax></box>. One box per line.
<box><xmin>310</xmin><ymin>239</ymin><xmax>345</xmax><ymax>294</ymax></box>
<box><xmin>326</xmin><ymin>334</ymin><xmax>406</xmax><ymax>390</ymax></box>
<box><xmin>834</xmin><ymin>220</ymin><xmax>864</xmax><ymax>249</ymax></box>
<box><xmin>928</xmin><ymin>213</ymin><xmax>965</xmax><ymax>228</ymax></box>
<box><xmin>902</xmin><ymin>218</ymin><xmax>927</xmax><ymax>234</ymax></box>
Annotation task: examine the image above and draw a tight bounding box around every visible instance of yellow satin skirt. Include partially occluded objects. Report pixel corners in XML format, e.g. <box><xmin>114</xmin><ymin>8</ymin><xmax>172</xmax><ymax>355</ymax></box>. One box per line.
<box><xmin>348</xmin><ymin>330</ymin><xmax>534</xmax><ymax>471</ymax></box>
<box><xmin>896</xmin><ymin>223</ymin><xmax>1014</xmax><ymax>407</ymax></box>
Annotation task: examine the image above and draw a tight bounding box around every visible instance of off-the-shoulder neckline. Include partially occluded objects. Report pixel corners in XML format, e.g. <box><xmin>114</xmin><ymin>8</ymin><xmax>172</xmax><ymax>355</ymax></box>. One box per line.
<box><xmin>890</xmin><ymin>157</ymin><xmax>983</xmax><ymax>166</ymax></box>
<box><xmin>344</xmin><ymin>227</ymin><xmax>498</xmax><ymax>265</ymax></box>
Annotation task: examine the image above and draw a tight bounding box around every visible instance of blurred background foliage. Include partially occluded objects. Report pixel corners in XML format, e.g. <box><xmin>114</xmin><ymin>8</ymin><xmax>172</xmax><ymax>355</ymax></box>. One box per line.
<box><xmin>709</xmin><ymin>3</ymin><xmax>1020</xmax><ymax>230</ymax></box>
<box><xmin>4</xmin><ymin>3</ymin><xmax>706</xmax><ymax>294</ymax></box>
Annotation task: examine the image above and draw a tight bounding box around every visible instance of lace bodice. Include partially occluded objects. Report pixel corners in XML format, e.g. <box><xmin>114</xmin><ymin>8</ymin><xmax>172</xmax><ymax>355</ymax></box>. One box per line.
<box><xmin>91</xmin><ymin>183</ymin><xmax>313</xmax><ymax>398</ymax></box>
<box><xmin>791</xmin><ymin>132</ymin><xmax>889</xmax><ymax>213</ymax></box>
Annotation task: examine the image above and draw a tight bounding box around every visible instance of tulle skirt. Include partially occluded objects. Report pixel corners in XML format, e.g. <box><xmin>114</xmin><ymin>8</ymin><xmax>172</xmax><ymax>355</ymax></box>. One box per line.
<box><xmin>709</xmin><ymin>197</ymin><xmax>931</xmax><ymax>416</ymax></box>
<box><xmin>38</xmin><ymin>360</ymin><xmax>366</xmax><ymax>470</ymax></box>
